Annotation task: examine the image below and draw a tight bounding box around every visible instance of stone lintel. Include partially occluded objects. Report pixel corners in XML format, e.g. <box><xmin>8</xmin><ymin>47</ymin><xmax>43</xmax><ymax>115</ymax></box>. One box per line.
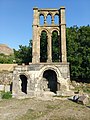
<box><xmin>38</xmin><ymin>9</ymin><xmax>58</xmax><ymax>12</ymax></box>
<box><xmin>60</xmin><ymin>23</ymin><xmax>66</xmax><ymax>26</ymax></box>
<box><xmin>33</xmin><ymin>7</ymin><xmax>38</xmax><ymax>10</ymax></box>
<box><xmin>32</xmin><ymin>24</ymin><xmax>38</xmax><ymax>27</ymax></box>
<box><xmin>60</xmin><ymin>6</ymin><xmax>65</xmax><ymax>9</ymax></box>
<box><xmin>30</xmin><ymin>62</ymin><xmax>69</xmax><ymax>66</ymax></box>
<box><xmin>39</xmin><ymin>25</ymin><xmax>59</xmax><ymax>27</ymax></box>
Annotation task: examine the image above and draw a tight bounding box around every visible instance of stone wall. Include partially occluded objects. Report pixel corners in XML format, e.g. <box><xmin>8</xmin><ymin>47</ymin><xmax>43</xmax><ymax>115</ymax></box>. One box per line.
<box><xmin>0</xmin><ymin>71</ymin><xmax>13</xmax><ymax>92</ymax></box>
<box><xmin>0</xmin><ymin>71</ymin><xmax>13</xmax><ymax>85</ymax></box>
<box><xmin>12</xmin><ymin>63</ymin><xmax>70</xmax><ymax>98</ymax></box>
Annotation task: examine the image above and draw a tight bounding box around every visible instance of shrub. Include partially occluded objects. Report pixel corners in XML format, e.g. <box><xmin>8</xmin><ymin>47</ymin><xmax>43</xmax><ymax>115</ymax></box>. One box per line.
<box><xmin>1</xmin><ymin>91</ymin><xmax>12</xmax><ymax>99</ymax></box>
<box><xmin>83</xmin><ymin>87</ymin><xmax>90</xmax><ymax>93</ymax></box>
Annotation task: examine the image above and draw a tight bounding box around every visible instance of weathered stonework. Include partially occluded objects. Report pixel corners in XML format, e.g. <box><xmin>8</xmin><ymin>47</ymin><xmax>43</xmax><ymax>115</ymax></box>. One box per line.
<box><xmin>12</xmin><ymin>7</ymin><xmax>71</xmax><ymax>98</ymax></box>
<box><xmin>0</xmin><ymin>71</ymin><xmax>12</xmax><ymax>85</ymax></box>
<box><xmin>0</xmin><ymin>71</ymin><xmax>13</xmax><ymax>92</ymax></box>
<box><xmin>32</xmin><ymin>7</ymin><xmax>67</xmax><ymax>63</ymax></box>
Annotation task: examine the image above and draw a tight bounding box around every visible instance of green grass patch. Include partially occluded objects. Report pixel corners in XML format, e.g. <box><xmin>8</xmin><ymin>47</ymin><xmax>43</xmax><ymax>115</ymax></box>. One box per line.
<box><xmin>1</xmin><ymin>91</ymin><xmax>12</xmax><ymax>99</ymax></box>
<box><xmin>73</xmin><ymin>84</ymin><xmax>90</xmax><ymax>94</ymax></box>
<box><xmin>83</xmin><ymin>87</ymin><xmax>90</xmax><ymax>93</ymax></box>
<box><xmin>46</xmin><ymin>104</ymin><xmax>56</xmax><ymax>109</ymax></box>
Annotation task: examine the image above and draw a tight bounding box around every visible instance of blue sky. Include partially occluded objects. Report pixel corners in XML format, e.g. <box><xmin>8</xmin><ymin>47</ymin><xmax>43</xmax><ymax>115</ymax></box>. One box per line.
<box><xmin>0</xmin><ymin>0</ymin><xmax>90</xmax><ymax>50</ymax></box>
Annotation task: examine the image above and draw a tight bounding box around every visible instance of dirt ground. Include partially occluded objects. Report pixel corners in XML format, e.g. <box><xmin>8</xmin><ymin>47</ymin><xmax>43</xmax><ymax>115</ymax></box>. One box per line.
<box><xmin>0</xmin><ymin>97</ymin><xmax>90</xmax><ymax>120</ymax></box>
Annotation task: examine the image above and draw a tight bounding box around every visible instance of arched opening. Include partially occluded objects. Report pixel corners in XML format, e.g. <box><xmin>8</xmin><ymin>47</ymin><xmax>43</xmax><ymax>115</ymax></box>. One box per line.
<box><xmin>52</xmin><ymin>30</ymin><xmax>60</xmax><ymax>62</ymax></box>
<box><xmin>46</xmin><ymin>14</ymin><xmax>52</xmax><ymax>25</ymax></box>
<box><xmin>40</xmin><ymin>30</ymin><xmax>47</xmax><ymax>62</ymax></box>
<box><xmin>39</xmin><ymin>14</ymin><xmax>44</xmax><ymax>25</ymax></box>
<box><xmin>20</xmin><ymin>75</ymin><xmax>27</xmax><ymax>94</ymax></box>
<box><xmin>54</xmin><ymin>14</ymin><xmax>59</xmax><ymax>25</ymax></box>
<box><xmin>43</xmin><ymin>69</ymin><xmax>57</xmax><ymax>93</ymax></box>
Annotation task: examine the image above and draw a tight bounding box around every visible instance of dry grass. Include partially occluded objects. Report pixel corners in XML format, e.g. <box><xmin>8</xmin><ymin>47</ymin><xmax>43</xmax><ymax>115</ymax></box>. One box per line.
<box><xmin>0</xmin><ymin>97</ymin><xmax>89</xmax><ymax>120</ymax></box>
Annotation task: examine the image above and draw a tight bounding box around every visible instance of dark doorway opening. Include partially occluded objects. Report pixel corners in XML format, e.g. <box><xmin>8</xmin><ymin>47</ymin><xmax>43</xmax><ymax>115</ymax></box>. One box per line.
<box><xmin>43</xmin><ymin>70</ymin><xmax>57</xmax><ymax>93</ymax></box>
<box><xmin>20</xmin><ymin>75</ymin><xmax>27</xmax><ymax>94</ymax></box>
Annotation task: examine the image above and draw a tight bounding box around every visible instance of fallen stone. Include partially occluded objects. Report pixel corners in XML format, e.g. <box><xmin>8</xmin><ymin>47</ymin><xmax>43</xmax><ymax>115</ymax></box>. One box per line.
<box><xmin>77</xmin><ymin>95</ymin><xmax>89</xmax><ymax>105</ymax></box>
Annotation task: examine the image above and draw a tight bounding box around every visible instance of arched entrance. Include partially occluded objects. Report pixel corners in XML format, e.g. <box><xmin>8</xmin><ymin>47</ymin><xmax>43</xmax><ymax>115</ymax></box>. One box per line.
<box><xmin>43</xmin><ymin>69</ymin><xmax>57</xmax><ymax>93</ymax></box>
<box><xmin>20</xmin><ymin>75</ymin><xmax>27</xmax><ymax>94</ymax></box>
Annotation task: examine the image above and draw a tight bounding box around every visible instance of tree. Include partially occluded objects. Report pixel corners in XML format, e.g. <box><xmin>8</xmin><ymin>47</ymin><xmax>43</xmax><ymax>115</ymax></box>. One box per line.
<box><xmin>40</xmin><ymin>31</ymin><xmax>47</xmax><ymax>62</ymax></box>
<box><xmin>52</xmin><ymin>31</ymin><xmax>59</xmax><ymax>62</ymax></box>
<box><xmin>0</xmin><ymin>53</ymin><xmax>15</xmax><ymax>64</ymax></box>
<box><xmin>40</xmin><ymin>30</ymin><xmax>60</xmax><ymax>62</ymax></box>
<box><xmin>66</xmin><ymin>25</ymin><xmax>90</xmax><ymax>82</ymax></box>
<box><xmin>14</xmin><ymin>40</ymin><xmax>32</xmax><ymax>64</ymax></box>
<box><xmin>14</xmin><ymin>25</ymin><xmax>90</xmax><ymax>82</ymax></box>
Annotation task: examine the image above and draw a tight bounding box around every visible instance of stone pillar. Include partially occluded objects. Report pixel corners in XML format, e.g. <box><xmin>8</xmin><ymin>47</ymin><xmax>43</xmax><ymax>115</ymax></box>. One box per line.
<box><xmin>60</xmin><ymin>7</ymin><xmax>67</xmax><ymax>63</ymax></box>
<box><xmin>47</xmin><ymin>34</ymin><xmax>52</xmax><ymax>62</ymax></box>
<box><xmin>32</xmin><ymin>7</ymin><xmax>40</xmax><ymax>64</ymax></box>
<box><xmin>52</xmin><ymin>20</ymin><xmax>54</xmax><ymax>25</ymax></box>
<box><xmin>51</xmin><ymin>15</ymin><xmax>54</xmax><ymax>24</ymax></box>
<box><xmin>44</xmin><ymin>15</ymin><xmax>47</xmax><ymax>25</ymax></box>
<box><xmin>57</xmin><ymin>82</ymin><xmax>60</xmax><ymax>91</ymax></box>
<box><xmin>12</xmin><ymin>72</ymin><xmax>20</xmax><ymax>97</ymax></box>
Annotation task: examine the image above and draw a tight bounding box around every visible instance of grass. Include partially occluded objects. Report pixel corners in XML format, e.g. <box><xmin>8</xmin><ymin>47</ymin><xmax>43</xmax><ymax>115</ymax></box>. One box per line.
<box><xmin>0</xmin><ymin>98</ymin><xmax>89</xmax><ymax>120</ymax></box>
<box><xmin>83</xmin><ymin>87</ymin><xmax>90</xmax><ymax>93</ymax></box>
<box><xmin>46</xmin><ymin>104</ymin><xmax>57</xmax><ymax>109</ymax></box>
<box><xmin>49</xmin><ymin>116</ymin><xmax>78</xmax><ymax>120</ymax></box>
<box><xmin>72</xmin><ymin>82</ymin><xmax>90</xmax><ymax>94</ymax></box>
<box><xmin>16</xmin><ymin>109</ymin><xmax>47</xmax><ymax>120</ymax></box>
<box><xmin>16</xmin><ymin>99</ymin><xmax>90</xmax><ymax>120</ymax></box>
<box><xmin>1</xmin><ymin>91</ymin><xmax>12</xmax><ymax>99</ymax></box>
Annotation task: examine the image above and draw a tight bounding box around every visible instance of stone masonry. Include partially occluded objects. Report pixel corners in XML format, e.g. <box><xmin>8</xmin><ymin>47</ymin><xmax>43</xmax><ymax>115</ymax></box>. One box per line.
<box><xmin>12</xmin><ymin>7</ymin><xmax>71</xmax><ymax>98</ymax></box>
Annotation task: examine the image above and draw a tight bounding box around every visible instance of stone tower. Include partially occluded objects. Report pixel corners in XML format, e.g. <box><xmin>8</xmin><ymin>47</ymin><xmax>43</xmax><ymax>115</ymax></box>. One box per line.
<box><xmin>12</xmin><ymin>7</ymin><xmax>70</xmax><ymax>98</ymax></box>
<box><xmin>32</xmin><ymin>7</ymin><xmax>67</xmax><ymax>63</ymax></box>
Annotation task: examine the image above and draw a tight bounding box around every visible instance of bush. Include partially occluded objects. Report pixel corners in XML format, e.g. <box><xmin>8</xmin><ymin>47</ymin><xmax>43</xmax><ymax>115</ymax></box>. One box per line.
<box><xmin>83</xmin><ymin>87</ymin><xmax>90</xmax><ymax>93</ymax></box>
<box><xmin>1</xmin><ymin>91</ymin><xmax>12</xmax><ymax>99</ymax></box>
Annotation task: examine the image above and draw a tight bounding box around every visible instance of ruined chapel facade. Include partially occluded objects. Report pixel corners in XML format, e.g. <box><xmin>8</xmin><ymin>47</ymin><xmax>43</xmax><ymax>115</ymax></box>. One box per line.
<box><xmin>12</xmin><ymin>7</ymin><xmax>70</xmax><ymax>98</ymax></box>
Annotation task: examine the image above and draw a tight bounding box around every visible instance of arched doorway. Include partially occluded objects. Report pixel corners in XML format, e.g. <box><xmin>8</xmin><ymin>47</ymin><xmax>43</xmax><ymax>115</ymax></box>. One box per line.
<box><xmin>20</xmin><ymin>75</ymin><xmax>27</xmax><ymax>94</ymax></box>
<box><xmin>43</xmin><ymin>69</ymin><xmax>57</xmax><ymax>93</ymax></box>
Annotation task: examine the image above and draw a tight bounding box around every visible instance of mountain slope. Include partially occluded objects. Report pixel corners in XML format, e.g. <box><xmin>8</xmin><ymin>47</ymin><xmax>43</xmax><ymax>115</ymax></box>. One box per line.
<box><xmin>0</xmin><ymin>44</ymin><xmax>13</xmax><ymax>55</ymax></box>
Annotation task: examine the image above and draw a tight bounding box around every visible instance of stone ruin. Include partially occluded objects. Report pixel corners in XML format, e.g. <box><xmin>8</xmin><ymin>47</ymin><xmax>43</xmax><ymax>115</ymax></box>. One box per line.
<box><xmin>12</xmin><ymin>7</ymin><xmax>71</xmax><ymax>98</ymax></box>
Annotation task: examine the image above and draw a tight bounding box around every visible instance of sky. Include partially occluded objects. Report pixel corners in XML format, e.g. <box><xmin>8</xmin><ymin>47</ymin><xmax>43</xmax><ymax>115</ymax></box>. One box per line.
<box><xmin>0</xmin><ymin>0</ymin><xmax>90</xmax><ymax>50</ymax></box>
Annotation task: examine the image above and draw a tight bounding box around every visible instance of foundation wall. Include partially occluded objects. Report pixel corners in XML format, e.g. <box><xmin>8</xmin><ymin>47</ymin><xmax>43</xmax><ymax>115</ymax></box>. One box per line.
<box><xmin>12</xmin><ymin>63</ymin><xmax>70</xmax><ymax>98</ymax></box>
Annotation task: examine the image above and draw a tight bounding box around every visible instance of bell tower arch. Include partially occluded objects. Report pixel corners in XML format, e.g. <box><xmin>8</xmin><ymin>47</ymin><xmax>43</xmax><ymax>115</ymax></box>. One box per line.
<box><xmin>32</xmin><ymin>7</ymin><xmax>67</xmax><ymax>64</ymax></box>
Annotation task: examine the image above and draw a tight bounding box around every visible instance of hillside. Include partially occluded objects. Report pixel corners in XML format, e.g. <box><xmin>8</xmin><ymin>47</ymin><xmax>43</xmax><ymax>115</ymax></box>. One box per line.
<box><xmin>0</xmin><ymin>44</ymin><xmax>13</xmax><ymax>55</ymax></box>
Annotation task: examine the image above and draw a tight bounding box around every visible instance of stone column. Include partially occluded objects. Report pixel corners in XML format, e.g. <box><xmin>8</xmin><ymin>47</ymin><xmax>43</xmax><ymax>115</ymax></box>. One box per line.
<box><xmin>60</xmin><ymin>7</ymin><xmax>67</xmax><ymax>63</ymax></box>
<box><xmin>51</xmin><ymin>15</ymin><xmax>54</xmax><ymax>25</ymax></box>
<box><xmin>32</xmin><ymin>7</ymin><xmax>40</xmax><ymax>64</ymax></box>
<box><xmin>47</xmin><ymin>34</ymin><xmax>52</xmax><ymax>62</ymax></box>
<box><xmin>44</xmin><ymin>15</ymin><xmax>47</xmax><ymax>25</ymax></box>
<box><xmin>12</xmin><ymin>71</ymin><xmax>20</xmax><ymax>97</ymax></box>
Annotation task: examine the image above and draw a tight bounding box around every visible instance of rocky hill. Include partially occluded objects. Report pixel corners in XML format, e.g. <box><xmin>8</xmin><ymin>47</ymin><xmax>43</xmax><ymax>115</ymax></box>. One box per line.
<box><xmin>0</xmin><ymin>44</ymin><xmax>13</xmax><ymax>55</ymax></box>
